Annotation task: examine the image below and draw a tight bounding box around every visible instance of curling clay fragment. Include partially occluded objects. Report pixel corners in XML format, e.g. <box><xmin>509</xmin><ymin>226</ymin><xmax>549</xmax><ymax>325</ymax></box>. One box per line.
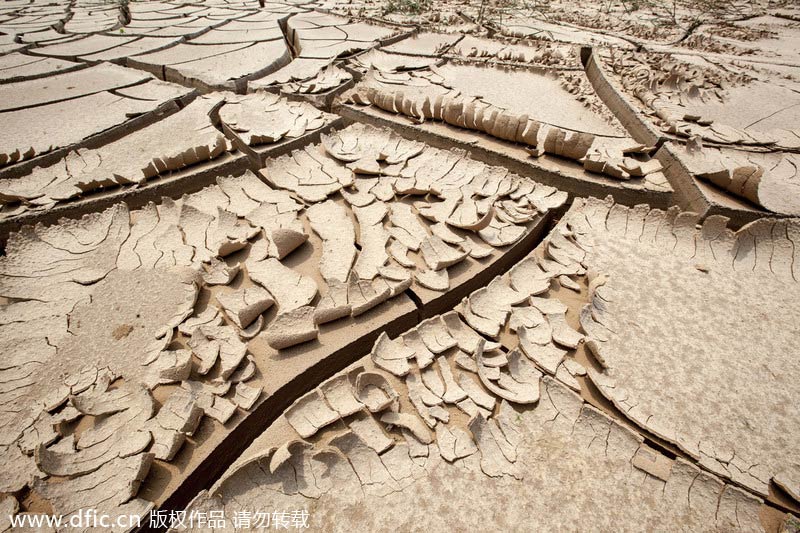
<box><xmin>265</xmin><ymin>306</ymin><xmax>319</xmax><ymax>350</ymax></box>
<box><xmin>370</xmin><ymin>332</ymin><xmax>414</xmax><ymax>377</ymax></box>
<box><xmin>285</xmin><ymin>389</ymin><xmax>340</xmax><ymax>439</ymax></box>
<box><xmin>216</xmin><ymin>286</ymin><xmax>274</xmax><ymax>329</ymax></box>
<box><xmin>354</xmin><ymin>371</ymin><xmax>399</xmax><ymax>413</ymax></box>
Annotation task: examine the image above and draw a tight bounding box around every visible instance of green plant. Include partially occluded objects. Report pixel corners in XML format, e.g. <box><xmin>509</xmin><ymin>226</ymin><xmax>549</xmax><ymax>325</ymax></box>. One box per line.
<box><xmin>383</xmin><ymin>0</ymin><xmax>432</xmax><ymax>15</ymax></box>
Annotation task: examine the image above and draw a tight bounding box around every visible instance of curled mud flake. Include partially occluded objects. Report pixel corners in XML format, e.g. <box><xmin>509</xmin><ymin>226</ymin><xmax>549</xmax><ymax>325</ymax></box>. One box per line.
<box><xmin>519</xmin><ymin>327</ymin><xmax>567</xmax><ymax>375</ymax></box>
<box><xmin>181</xmin><ymin>381</ymin><xmax>237</xmax><ymax>424</ymax></box>
<box><xmin>558</xmin><ymin>275</ymin><xmax>581</xmax><ymax>291</ymax></box>
<box><xmin>210</xmin><ymin>208</ymin><xmax>260</xmax><ymax>258</ymax></box>
<box><xmin>482</xmin><ymin>349</ymin><xmax>509</xmax><ymax>368</ymax></box>
<box><xmin>478</xmin><ymin>217</ymin><xmax>527</xmax><ymax>247</ymax></box>
<box><xmin>70</xmin><ymin>374</ymin><xmax>130</xmax><ymax>416</ymax></box>
<box><xmin>202</xmin><ymin>257</ymin><xmax>240</xmax><ymax>286</ymax></box>
<box><xmin>247</xmin><ymin>257</ymin><xmax>318</xmax><ymax>312</ymax></box>
<box><xmin>187</xmin><ymin>328</ymin><xmax>220</xmax><ymax>375</ymax></box>
<box><xmin>307</xmin><ymin>200</ymin><xmax>357</xmax><ymax>284</ymax></box>
<box><xmin>240</xmin><ymin>315</ymin><xmax>265</xmax><ymax>340</ymax></box>
<box><xmin>353</xmin><ymin>203</ymin><xmax>391</xmax><ymax>281</ymax></box>
<box><xmin>328</xmin><ymin>430</ymin><xmax>398</xmax><ymax>495</ymax></box>
<box><xmin>477</xmin><ymin>343</ymin><xmax>541</xmax><ymax>405</ymax></box>
<box><xmin>0</xmin><ymin>444</ymin><xmax>38</xmax><ymax>493</ymax></box>
<box><xmin>216</xmin><ymin>286</ymin><xmax>274</xmax><ymax>330</ymax></box>
<box><xmin>441</xmin><ymin>311</ymin><xmax>500</xmax><ymax>354</ymax></box>
<box><xmin>265</xmin><ymin>306</ymin><xmax>319</xmax><ymax>350</ymax></box>
<box><xmin>486</xmin><ymin>277</ymin><xmax>529</xmax><ymax>309</ymax></box>
<box><xmin>146</xmin><ymin>390</ymin><xmax>203</xmax><ymax>461</ymax></box>
<box><xmin>285</xmin><ymin>389</ymin><xmax>340</xmax><ymax>439</ymax></box>
<box><xmin>347</xmin><ymin>275</ymin><xmax>392</xmax><ymax>316</ymax></box>
<box><xmin>388</xmin><ymin>203</ymin><xmax>429</xmax><ymax>251</ymax></box>
<box><xmin>355</xmin><ymin>371</ymin><xmax>399</xmax><ymax>413</ymax></box>
<box><xmin>458</xmin><ymin>373</ymin><xmax>497</xmax><ymax>411</ymax></box>
<box><xmin>261</xmin><ymin>146</ymin><xmax>345</xmax><ymax>203</ymax></box>
<box><xmin>468</xmin><ymin>413</ymin><xmax>521</xmax><ymax>479</ymax></box>
<box><xmin>388</xmin><ymin>239</ymin><xmax>416</xmax><ymax>268</ymax></box>
<box><xmin>555</xmin><ymin>362</ymin><xmax>581</xmax><ymax>392</ymax></box>
<box><xmin>198</xmin><ymin>324</ymin><xmax>248</xmax><ymax>380</ymax></box>
<box><xmin>546</xmin><ymin>230</ymin><xmax>587</xmax><ymax>267</ymax></box>
<box><xmin>402</xmin><ymin>428</ymin><xmax>430</xmax><ymax>459</ymax></box>
<box><xmin>408</xmin><ymin>367</ymin><xmax>443</xmax><ymax>407</ymax></box>
<box><xmin>315</xmin><ymin>280</ymin><xmax>352</xmax><ymax>325</ymax></box>
<box><xmin>415</xmin><ymin>268</ymin><xmax>449</xmax><ymax>291</ymax></box>
<box><xmin>447</xmin><ymin>198</ymin><xmax>494</xmax><ymax>232</ymax></box>
<box><xmin>348</xmin><ymin>411</ymin><xmax>394</xmax><ymax>453</ymax></box>
<box><xmin>420</xmin><ymin>364</ymin><xmax>445</xmax><ymax>398</ymax></box>
<box><xmin>631</xmin><ymin>444</ymin><xmax>674</xmax><ymax>482</ymax></box>
<box><xmin>467</xmin><ymin>287</ymin><xmax>510</xmax><ymax>331</ymax></box>
<box><xmin>73</xmin><ymin>385</ymin><xmax>154</xmax><ymax>453</ymax></box>
<box><xmin>144</xmin><ymin>349</ymin><xmax>192</xmax><ymax>388</ymax></box>
<box><xmin>370</xmin><ymin>332</ymin><xmax>414</xmax><ymax>377</ymax></box>
<box><xmin>417</xmin><ymin>316</ymin><xmax>458</xmax><ymax>354</ymax></box>
<box><xmin>420</xmin><ymin>235</ymin><xmax>469</xmax><ymax>270</ymax></box>
<box><xmin>417</xmin><ymin>191</ymin><xmax>461</xmax><ymax>223</ymax></box>
<box><xmin>268</xmin><ymin>440</ymin><xmax>313</xmax><ymax>497</ymax></box>
<box><xmin>455</xmin><ymin>352</ymin><xmax>479</xmax><ymax>373</ymax></box>
<box><xmin>579</xmin><ymin>303</ymin><xmax>611</xmax><ymax>342</ymax></box>
<box><xmin>547</xmin><ymin>312</ymin><xmax>584</xmax><ymax>349</ymax></box>
<box><xmin>381</xmin><ymin>412</ymin><xmax>433</xmax><ymax>444</ymax></box>
<box><xmin>378</xmin><ymin>264</ymin><xmax>412</xmax><ymax>284</ymax></box>
<box><xmin>268</xmin><ymin>227</ymin><xmax>309</xmax><ymax>260</ymax></box>
<box><xmin>322</xmin><ymin>123</ymin><xmax>424</xmax><ymax>171</ymax></box>
<box><xmin>219</xmin><ymin>92</ymin><xmax>331</xmax><ymax>146</ymax></box>
<box><xmin>402</xmin><ymin>329</ymin><xmax>436</xmax><ymax>369</ymax></box>
<box><xmin>284</xmin><ymin>63</ymin><xmax>353</xmax><ymax>95</ymax></box>
<box><xmin>509</xmin><ymin>306</ymin><xmax>546</xmax><ymax>332</ymax></box>
<box><xmin>430</xmin><ymin>221</ymin><xmax>464</xmax><ymax>244</ymax></box>
<box><xmin>774</xmin><ymin>471</ymin><xmax>800</xmax><ymax>503</ymax></box>
<box><xmin>437</xmin><ymin>356</ymin><xmax>468</xmax><ymax>404</ymax></box>
<box><xmin>34</xmin><ymin>453</ymin><xmax>154</xmax><ymax>526</ymax></box>
<box><xmin>459</xmin><ymin>238</ymin><xmax>495</xmax><ymax>260</ymax></box>
<box><xmin>36</xmin><ymin>427</ymin><xmax>152</xmax><ymax>477</ymax></box>
<box><xmin>456</xmin><ymin>297</ymin><xmax>502</xmax><ymax>339</ymax></box>
<box><xmin>436</xmin><ymin>424</ymin><xmax>478</xmax><ymax>463</ymax></box>
<box><xmin>321</xmin><ymin>374</ymin><xmax>363</xmax><ymax>418</ymax></box>
<box><xmin>232</xmin><ymin>382</ymin><xmax>261</xmax><ymax>411</ymax></box>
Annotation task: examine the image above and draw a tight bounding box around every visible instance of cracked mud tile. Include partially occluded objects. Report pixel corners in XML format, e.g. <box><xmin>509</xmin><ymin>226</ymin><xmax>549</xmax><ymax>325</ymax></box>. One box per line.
<box><xmin>307</xmin><ymin>199</ymin><xmax>357</xmax><ymax>284</ymax></box>
<box><xmin>287</xmin><ymin>12</ymin><xmax>398</xmax><ymax>61</ymax></box>
<box><xmin>348</xmin><ymin>411</ymin><xmax>394</xmax><ymax>453</ymax></box>
<box><xmin>370</xmin><ymin>332</ymin><xmax>414</xmax><ymax>377</ymax></box>
<box><xmin>321</xmin><ymin>374</ymin><xmax>363</xmax><ymax>418</ymax></box>
<box><xmin>354</xmin><ymin>371</ymin><xmax>399</xmax><ymax>413</ymax></box>
<box><xmin>0</xmin><ymin>88</ymin><xmax>181</xmax><ymax>172</ymax></box>
<box><xmin>261</xmin><ymin>144</ymin><xmax>351</xmax><ymax>202</ymax></box>
<box><xmin>216</xmin><ymin>285</ymin><xmax>274</xmax><ymax>330</ymax></box>
<box><xmin>0</xmin><ymin>94</ymin><xmax>230</xmax><ymax>213</ymax></box>
<box><xmin>565</xmin><ymin>196</ymin><xmax>800</xmax><ymax>500</ymax></box>
<box><xmin>247</xmin><ymin>257</ymin><xmax>318</xmax><ymax>311</ymax></box>
<box><xmin>219</xmin><ymin>92</ymin><xmax>333</xmax><ymax>147</ymax></box>
<box><xmin>352</xmin><ymin>203</ymin><xmax>390</xmax><ymax>280</ymax></box>
<box><xmin>0</xmin><ymin>177</ymin><xmax>274</xmax><ymax>520</ymax></box>
<box><xmin>35</xmin><ymin>453</ymin><xmax>154</xmax><ymax>527</ymax></box>
<box><xmin>184</xmin><ymin>338</ymin><xmax>765</xmax><ymax>530</ymax></box>
<box><xmin>286</xmin><ymin>389</ymin><xmax>340</xmax><ymax>439</ymax></box>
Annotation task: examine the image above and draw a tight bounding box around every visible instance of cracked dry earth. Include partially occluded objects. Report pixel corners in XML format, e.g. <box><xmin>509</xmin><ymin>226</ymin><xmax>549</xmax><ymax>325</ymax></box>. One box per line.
<box><xmin>0</xmin><ymin>0</ymin><xmax>799</xmax><ymax>532</ymax></box>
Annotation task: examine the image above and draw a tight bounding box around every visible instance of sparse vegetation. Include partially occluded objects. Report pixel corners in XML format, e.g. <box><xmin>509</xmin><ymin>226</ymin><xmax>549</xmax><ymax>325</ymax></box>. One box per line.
<box><xmin>383</xmin><ymin>0</ymin><xmax>432</xmax><ymax>15</ymax></box>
